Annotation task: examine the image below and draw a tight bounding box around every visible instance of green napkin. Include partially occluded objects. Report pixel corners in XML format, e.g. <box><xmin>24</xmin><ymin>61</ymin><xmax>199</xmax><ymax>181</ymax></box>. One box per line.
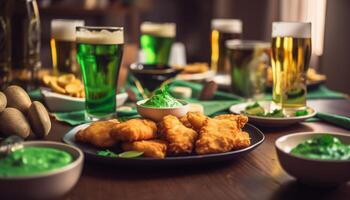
<box><xmin>263</xmin><ymin>85</ymin><xmax>345</xmax><ymax>100</ymax></box>
<box><xmin>54</xmin><ymin>108</ymin><xmax>139</xmax><ymax>126</ymax></box>
<box><xmin>28</xmin><ymin>89</ymin><xmax>43</xmax><ymax>102</ymax></box>
<box><xmin>306</xmin><ymin>112</ymin><xmax>350</xmax><ymax>130</ymax></box>
<box><xmin>46</xmin><ymin>78</ymin><xmax>347</xmax><ymax>126</ymax></box>
<box><xmin>169</xmin><ymin>80</ymin><xmax>244</xmax><ymax>101</ymax></box>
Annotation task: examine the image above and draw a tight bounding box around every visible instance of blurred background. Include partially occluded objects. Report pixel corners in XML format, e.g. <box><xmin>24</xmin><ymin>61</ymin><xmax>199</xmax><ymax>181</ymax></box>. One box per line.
<box><xmin>31</xmin><ymin>0</ymin><xmax>350</xmax><ymax>94</ymax></box>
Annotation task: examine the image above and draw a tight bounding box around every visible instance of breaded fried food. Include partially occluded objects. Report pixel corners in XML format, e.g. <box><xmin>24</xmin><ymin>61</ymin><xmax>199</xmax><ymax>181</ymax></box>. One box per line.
<box><xmin>235</xmin><ymin>131</ymin><xmax>251</xmax><ymax>149</ymax></box>
<box><xmin>179</xmin><ymin>115</ymin><xmax>192</xmax><ymax>128</ymax></box>
<box><xmin>122</xmin><ymin>140</ymin><xmax>167</xmax><ymax>158</ymax></box>
<box><xmin>160</xmin><ymin>115</ymin><xmax>198</xmax><ymax>155</ymax></box>
<box><xmin>195</xmin><ymin>118</ymin><xmax>250</xmax><ymax>154</ymax></box>
<box><xmin>75</xmin><ymin>120</ymin><xmax>119</xmax><ymax>147</ymax></box>
<box><xmin>180</xmin><ymin>112</ymin><xmax>208</xmax><ymax>131</ymax></box>
<box><xmin>110</xmin><ymin>118</ymin><xmax>157</xmax><ymax>142</ymax></box>
<box><xmin>214</xmin><ymin>114</ymin><xmax>248</xmax><ymax>129</ymax></box>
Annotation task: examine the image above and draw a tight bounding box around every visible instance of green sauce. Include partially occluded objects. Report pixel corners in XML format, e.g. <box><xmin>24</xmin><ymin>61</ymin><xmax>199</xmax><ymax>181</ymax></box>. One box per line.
<box><xmin>0</xmin><ymin>147</ymin><xmax>73</xmax><ymax>177</ymax></box>
<box><xmin>291</xmin><ymin>135</ymin><xmax>350</xmax><ymax>160</ymax></box>
<box><xmin>142</xmin><ymin>86</ymin><xmax>182</xmax><ymax>108</ymax></box>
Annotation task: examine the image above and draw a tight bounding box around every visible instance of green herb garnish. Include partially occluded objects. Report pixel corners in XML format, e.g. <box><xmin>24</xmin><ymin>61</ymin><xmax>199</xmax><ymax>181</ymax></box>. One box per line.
<box><xmin>241</xmin><ymin>102</ymin><xmax>265</xmax><ymax>116</ymax></box>
<box><xmin>96</xmin><ymin>150</ymin><xmax>144</xmax><ymax>158</ymax></box>
<box><xmin>295</xmin><ymin>109</ymin><xmax>309</xmax><ymax>116</ymax></box>
<box><xmin>142</xmin><ymin>85</ymin><xmax>182</xmax><ymax>108</ymax></box>
<box><xmin>265</xmin><ymin>109</ymin><xmax>284</xmax><ymax>118</ymax></box>
<box><xmin>291</xmin><ymin>135</ymin><xmax>350</xmax><ymax>160</ymax></box>
<box><xmin>118</xmin><ymin>151</ymin><xmax>144</xmax><ymax>158</ymax></box>
<box><xmin>241</xmin><ymin>102</ymin><xmax>285</xmax><ymax>117</ymax></box>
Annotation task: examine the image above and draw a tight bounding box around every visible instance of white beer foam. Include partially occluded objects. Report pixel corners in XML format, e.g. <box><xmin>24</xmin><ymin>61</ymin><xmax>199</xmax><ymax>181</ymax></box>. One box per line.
<box><xmin>76</xmin><ymin>27</ymin><xmax>124</xmax><ymax>44</ymax></box>
<box><xmin>211</xmin><ymin>19</ymin><xmax>242</xmax><ymax>33</ymax></box>
<box><xmin>272</xmin><ymin>22</ymin><xmax>311</xmax><ymax>38</ymax></box>
<box><xmin>140</xmin><ymin>22</ymin><xmax>176</xmax><ymax>38</ymax></box>
<box><xmin>51</xmin><ymin>19</ymin><xmax>85</xmax><ymax>41</ymax></box>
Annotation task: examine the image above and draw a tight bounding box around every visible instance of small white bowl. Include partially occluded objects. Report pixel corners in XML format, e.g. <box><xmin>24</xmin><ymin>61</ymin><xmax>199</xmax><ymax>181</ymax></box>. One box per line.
<box><xmin>136</xmin><ymin>99</ymin><xmax>189</xmax><ymax>121</ymax></box>
<box><xmin>275</xmin><ymin>132</ymin><xmax>350</xmax><ymax>187</ymax></box>
<box><xmin>41</xmin><ymin>89</ymin><xmax>128</xmax><ymax>112</ymax></box>
<box><xmin>0</xmin><ymin>141</ymin><xmax>84</xmax><ymax>199</ymax></box>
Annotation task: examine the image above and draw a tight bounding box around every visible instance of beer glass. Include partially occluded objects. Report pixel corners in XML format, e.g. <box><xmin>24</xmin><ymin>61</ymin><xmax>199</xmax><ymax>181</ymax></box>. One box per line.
<box><xmin>226</xmin><ymin>40</ymin><xmax>270</xmax><ymax>99</ymax></box>
<box><xmin>211</xmin><ymin>19</ymin><xmax>242</xmax><ymax>74</ymax></box>
<box><xmin>51</xmin><ymin>19</ymin><xmax>85</xmax><ymax>76</ymax></box>
<box><xmin>140</xmin><ymin>22</ymin><xmax>176</xmax><ymax>66</ymax></box>
<box><xmin>76</xmin><ymin>26</ymin><xmax>124</xmax><ymax>120</ymax></box>
<box><xmin>271</xmin><ymin>22</ymin><xmax>311</xmax><ymax>112</ymax></box>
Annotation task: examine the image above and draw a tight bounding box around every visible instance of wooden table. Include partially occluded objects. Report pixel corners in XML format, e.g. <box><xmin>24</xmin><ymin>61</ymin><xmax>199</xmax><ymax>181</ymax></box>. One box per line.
<box><xmin>47</xmin><ymin>99</ymin><xmax>350</xmax><ymax>200</ymax></box>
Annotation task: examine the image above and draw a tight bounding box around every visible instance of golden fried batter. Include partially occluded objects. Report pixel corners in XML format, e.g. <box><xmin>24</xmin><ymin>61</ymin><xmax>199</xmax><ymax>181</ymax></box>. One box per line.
<box><xmin>195</xmin><ymin>118</ymin><xmax>250</xmax><ymax>154</ymax></box>
<box><xmin>110</xmin><ymin>118</ymin><xmax>157</xmax><ymax>142</ymax></box>
<box><xmin>180</xmin><ymin>112</ymin><xmax>208</xmax><ymax>131</ymax></box>
<box><xmin>214</xmin><ymin>114</ymin><xmax>248</xmax><ymax>129</ymax></box>
<box><xmin>234</xmin><ymin>131</ymin><xmax>251</xmax><ymax>149</ymax></box>
<box><xmin>179</xmin><ymin>115</ymin><xmax>192</xmax><ymax>128</ymax></box>
<box><xmin>75</xmin><ymin>120</ymin><xmax>119</xmax><ymax>147</ymax></box>
<box><xmin>159</xmin><ymin>115</ymin><xmax>198</xmax><ymax>155</ymax></box>
<box><xmin>122</xmin><ymin>140</ymin><xmax>167</xmax><ymax>159</ymax></box>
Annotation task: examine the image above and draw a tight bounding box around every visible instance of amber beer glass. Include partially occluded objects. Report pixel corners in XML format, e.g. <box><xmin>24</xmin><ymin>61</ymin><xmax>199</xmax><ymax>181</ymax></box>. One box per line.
<box><xmin>51</xmin><ymin>19</ymin><xmax>85</xmax><ymax>75</ymax></box>
<box><xmin>211</xmin><ymin>19</ymin><xmax>242</xmax><ymax>74</ymax></box>
<box><xmin>271</xmin><ymin>22</ymin><xmax>312</xmax><ymax>112</ymax></box>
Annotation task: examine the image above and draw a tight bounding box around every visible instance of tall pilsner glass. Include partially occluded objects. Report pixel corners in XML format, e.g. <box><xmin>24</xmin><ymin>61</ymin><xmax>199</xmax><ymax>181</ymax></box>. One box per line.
<box><xmin>211</xmin><ymin>19</ymin><xmax>242</xmax><ymax>74</ymax></box>
<box><xmin>76</xmin><ymin>26</ymin><xmax>124</xmax><ymax>120</ymax></box>
<box><xmin>271</xmin><ymin>22</ymin><xmax>311</xmax><ymax>114</ymax></box>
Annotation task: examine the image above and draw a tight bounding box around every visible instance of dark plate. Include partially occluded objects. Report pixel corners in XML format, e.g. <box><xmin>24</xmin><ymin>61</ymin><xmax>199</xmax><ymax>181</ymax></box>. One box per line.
<box><xmin>63</xmin><ymin>123</ymin><xmax>264</xmax><ymax>167</ymax></box>
<box><xmin>129</xmin><ymin>63</ymin><xmax>183</xmax><ymax>91</ymax></box>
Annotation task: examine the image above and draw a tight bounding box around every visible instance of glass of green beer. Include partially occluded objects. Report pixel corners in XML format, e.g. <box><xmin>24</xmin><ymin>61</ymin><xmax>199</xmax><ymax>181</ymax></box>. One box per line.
<box><xmin>76</xmin><ymin>26</ymin><xmax>124</xmax><ymax>120</ymax></box>
<box><xmin>140</xmin><ymin>22</ymin><xmax>176</xmax><ymax>66</ymax></box>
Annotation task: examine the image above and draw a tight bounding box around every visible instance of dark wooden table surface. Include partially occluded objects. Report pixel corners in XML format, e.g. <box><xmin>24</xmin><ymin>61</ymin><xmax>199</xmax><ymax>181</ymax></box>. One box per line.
<box><xmin>47</xmin><ymin>99</ymin><xmax>350</xmax><ymax>200</ymax></box>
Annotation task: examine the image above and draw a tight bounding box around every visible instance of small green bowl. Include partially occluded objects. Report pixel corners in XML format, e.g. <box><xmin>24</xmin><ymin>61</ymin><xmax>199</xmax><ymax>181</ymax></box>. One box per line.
<box><xmin>0</xmin><ymin>141</ymin><xmax>84</xmax><ymax>199</ymax></box>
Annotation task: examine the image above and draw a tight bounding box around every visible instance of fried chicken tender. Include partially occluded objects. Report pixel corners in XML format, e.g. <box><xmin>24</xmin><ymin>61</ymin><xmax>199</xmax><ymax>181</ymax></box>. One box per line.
<box><xmin>110</xmin><ymin>118</ymin><xmax>157</xmax><ymax>142</ymax></box>
<box><xmin>214</xmin><ymin>114</ymin><xmax>248</xmax><ymax>129</ymax></box>
<box><xmin>160</xmin><ymin>115</ymin><xmax>198</xmax><ymax>155</ymax></box>
<box><xmin>180</xmin><ymin>112</ymin><xmax>208</xmax><ymax>131</ymax></box>
<box><xmin>75</xmin><ymin>120</ymin><xmax>119</xmax><ymax>147</ymax></box>
<box><xmin>122</xmin><ymin>140</ymin><xmax>167</xmax><ymax>158</ymax></box>
<box><xmin>235</xmin><ymin>131</ymin><xmax>251</xmax><ymax>149</ymax></box>
<box><xmin>195</xmin><ymin>118</ymin><xmax>250</xmax><ymax>154</ymax></box>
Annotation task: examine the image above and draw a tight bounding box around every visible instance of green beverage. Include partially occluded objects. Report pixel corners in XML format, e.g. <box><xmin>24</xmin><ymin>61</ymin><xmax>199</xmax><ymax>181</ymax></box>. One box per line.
<box><xmin>226</xmin><ymin>40</ymin><xmax>270</xmax><ymax>99</ymax></box>
<box><xmin>140</xmin><ymin>22</ymin><xmax>175</xmax><ymax>66</ymax></box>
<box><xmin>76</xmin><ymin>26</ymin><xmax>124</xmax><ymax>120</ymax></box>
<box><xmin>271</xmin><ymin>22</ymin><xmax>311</xmax><ymax>113</ymax></box>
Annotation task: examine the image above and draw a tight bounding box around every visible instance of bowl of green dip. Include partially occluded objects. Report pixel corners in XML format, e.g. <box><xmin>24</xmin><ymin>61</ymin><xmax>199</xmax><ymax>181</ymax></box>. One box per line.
<box><xmin>136</xmin><ymin>86</ymin><xmax>189</xmax><ymax>121</ymax></box>
<box><xmin>275</xmin><ymin>132</ymin><xmax>350</xmax><ymax>187</ymax></box>
<box><xmin>0</xmin><ymin>141</ymin><xmax>84</xmax><ymax>199</ymax></box>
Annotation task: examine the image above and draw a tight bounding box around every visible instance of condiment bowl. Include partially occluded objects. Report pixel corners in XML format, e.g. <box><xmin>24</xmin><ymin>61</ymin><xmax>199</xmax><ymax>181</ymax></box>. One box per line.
<box><xmin>129</xmin><ymin>63</ymin><xmax>183</xmax><ymax>91</ymax></box>
<box><xmin>0</xmin><ymin>141</ymin><xmax>84</xmax><ymax>199</ymax></box>
<box><xmin>275</xmin><ymin>132</ymin><xmax>350</xmax><ymax>187</ymax></box>
<box><xmin>136</xmin><ymin>99</ymin><xmax>189</xmax><ymax>121</ymax></box>
<box><xmin>41</xmin><ymin>89</ymin><xmax>128</xmax><ymax>112</ymax></box>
